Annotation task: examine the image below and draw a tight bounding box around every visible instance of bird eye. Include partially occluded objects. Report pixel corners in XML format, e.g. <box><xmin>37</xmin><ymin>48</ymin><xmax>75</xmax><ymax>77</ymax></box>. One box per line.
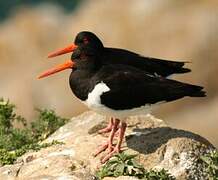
<box><xmin>83</xmin><ymin>37</ymin><xmax>89</xmax><ymax>44</ymax></box>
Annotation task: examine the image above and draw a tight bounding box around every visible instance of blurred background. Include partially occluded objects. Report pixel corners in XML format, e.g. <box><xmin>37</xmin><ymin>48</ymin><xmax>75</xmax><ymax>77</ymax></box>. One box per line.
<box><xmin>0</xmin><ymin>0</ymin><xmax>217</xmax><ymax>147</ymax></box>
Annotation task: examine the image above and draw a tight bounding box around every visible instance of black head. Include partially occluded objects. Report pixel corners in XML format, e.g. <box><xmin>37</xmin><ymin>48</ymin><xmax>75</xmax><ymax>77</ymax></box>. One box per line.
<box><xmin>38</xmin><ymin>31</ymin><xmax>104</xmax><ymax>79</ymax></box>
<box><xmin>74</xmin><ymin>31</ymin><xmax>104</xmax><ymax>49</ymax></box>
<box><xmin>73</xmin><ymin>31</ymin><xmax>104</xmax><ymax>57</ymax></box>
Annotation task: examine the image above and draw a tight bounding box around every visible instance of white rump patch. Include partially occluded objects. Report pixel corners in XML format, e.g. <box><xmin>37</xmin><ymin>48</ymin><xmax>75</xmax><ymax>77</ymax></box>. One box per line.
<box><xmin>85</xmin><ymin>82</ymin><xmax>110</xmax><ymax>109</ymax></box>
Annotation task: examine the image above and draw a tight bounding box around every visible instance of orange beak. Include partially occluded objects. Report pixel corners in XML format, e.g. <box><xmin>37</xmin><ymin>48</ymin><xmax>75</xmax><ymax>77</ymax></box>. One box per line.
<box><xmin>38</xmin><ymin>44</ymin><xmax>78</xmax><ymax>79</ymax></box>
<box><xmin>38</xmin><ymin>60</ymin><xmax>75</xmax><ymax>79</ymax></box>
<box><xmin>47</xmin><ymin>44</ymin><xmax>78</xmax><ymax>58</ymax></box>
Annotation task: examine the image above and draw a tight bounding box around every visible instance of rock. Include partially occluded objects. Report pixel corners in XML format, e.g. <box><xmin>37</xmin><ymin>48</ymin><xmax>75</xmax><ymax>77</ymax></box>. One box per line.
<box><xmin>0</xmin><ymin>111</ymin><xmax>215</xmax><ymax>179</ymax></box>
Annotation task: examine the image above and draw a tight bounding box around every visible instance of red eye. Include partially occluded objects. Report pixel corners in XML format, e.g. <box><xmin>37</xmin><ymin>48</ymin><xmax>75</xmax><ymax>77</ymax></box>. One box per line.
<box><xmin>83</xmin><ymin>37</ymin><xmax>89</xmax><ymax>44</ymax></box>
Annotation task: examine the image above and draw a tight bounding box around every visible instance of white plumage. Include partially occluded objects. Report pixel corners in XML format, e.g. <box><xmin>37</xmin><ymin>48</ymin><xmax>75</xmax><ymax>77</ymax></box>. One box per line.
<box><xmin>85</xmin><ymin>82</ymin><xmax>110</xmax><ymax>108</ymax></box>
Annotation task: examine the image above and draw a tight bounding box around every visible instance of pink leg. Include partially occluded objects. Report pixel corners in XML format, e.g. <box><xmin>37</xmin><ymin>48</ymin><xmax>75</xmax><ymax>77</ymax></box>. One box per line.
<box><xmin>93</xmin><ymin>119</ymin><xmax>120</xmax><ymax>157</ymax></box>
<box><xmin>101</xmin><ymin>121</ymin><xmax>127</xmax><ymax>163</ymax></box>
<box><xmin>98</xmin><ymin>117</ymin><xmax>114</xmax><ymax>134</ymax></box>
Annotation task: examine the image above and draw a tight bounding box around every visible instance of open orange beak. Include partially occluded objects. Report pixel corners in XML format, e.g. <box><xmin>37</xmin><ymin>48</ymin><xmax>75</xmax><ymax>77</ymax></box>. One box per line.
<box><xmin>38</xmin><ymin>60</ymin><xmax>75</xmax><ymax>79</ymax></box>
<box><xmin>38</xmin><ymin>44</ymin><xmax>77</xmax><ymax>79</ymax></box>
<box><xmin>47</xmin><ymin>44</ymin><xmax>78</xmax><ymax>58</ymax></box>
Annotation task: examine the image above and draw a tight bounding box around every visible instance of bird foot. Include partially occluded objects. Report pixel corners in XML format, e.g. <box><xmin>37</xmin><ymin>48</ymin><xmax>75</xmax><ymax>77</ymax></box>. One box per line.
<box><xmin>100</xmin><ymin>147</ymin><xmax>121</xmax><ymax>164</ymax></box>
<box><xmin>93</xmin><ymin>141</ymin><xmax>115</xmax><ymax>157</ymax></box>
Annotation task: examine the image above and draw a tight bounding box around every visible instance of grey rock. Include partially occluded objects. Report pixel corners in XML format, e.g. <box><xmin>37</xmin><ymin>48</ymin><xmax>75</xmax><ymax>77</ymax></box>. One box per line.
<box><xmin>0</xmin><ymin>111</ymin><xmax>215</xmax><ymax>179</ymax></box>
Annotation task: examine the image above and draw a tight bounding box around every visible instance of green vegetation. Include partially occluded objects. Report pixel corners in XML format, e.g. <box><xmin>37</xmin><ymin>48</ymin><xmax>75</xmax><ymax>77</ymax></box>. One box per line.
<box><xmin>0</xmin><ymin>98</ymin><xmax>68</xmax><ymax>165</ymax></box>
<box><xmin>31</xmin><ymin>109</ymin><xmax>68</xmax><ymax>141</ymax></box>
<box><xmin>96</xmin><ymin>152</ymin><xmax>175</xmax><ymax>180</ymax></box>
<box><xmin>200</xmin><ymin>150</ymin><xmax>218</xmax><ymax>180</ymax></box>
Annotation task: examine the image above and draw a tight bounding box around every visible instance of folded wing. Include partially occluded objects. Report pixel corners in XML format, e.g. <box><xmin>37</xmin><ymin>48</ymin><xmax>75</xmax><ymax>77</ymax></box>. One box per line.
<box><xmin>103</xmin><ymin>48</ymin><xmax>191</xmax><ymax>77</ymax></box>
<box><xmin>95</xmin><ymin>65</ymin><xmax>205</xmax><ymax>110</ymax></box>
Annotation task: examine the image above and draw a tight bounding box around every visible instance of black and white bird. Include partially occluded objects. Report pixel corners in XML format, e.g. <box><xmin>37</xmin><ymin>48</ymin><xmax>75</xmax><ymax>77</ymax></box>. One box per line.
<box><xmin>38</xmin><ymin>31</ymin><xmax>206</xmax><ymax>163</ymax></box>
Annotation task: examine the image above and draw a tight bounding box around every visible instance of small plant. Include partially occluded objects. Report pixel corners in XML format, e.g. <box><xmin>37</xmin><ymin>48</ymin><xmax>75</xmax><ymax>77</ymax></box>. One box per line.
<box><xmin>200</xmin><ymin>150</ymin><xmax>218</xmax><ymax>179</ymax></box>
<box><xmin>143</xmin><ymin>169</ymin><xmax>175</xmax><ymax>180</ymax></box>
<box><xmin>0</xmin><ymin>98</ymin><xmax>26</xmax><ymax>129</ymax></box>
<box><xmin>0</xmin><ymin>140</ymin><xmax>63</xmax><ymax>165</ymax></box>
<box><xmin>0</xmin><ymin>98</ymin><xmax>68</xmax><ymax>165</ymax></box>
<box><xmin>31</xmin><ymin>109</ymin><xmax>68</xmax><ymax>141</ymax></box>
<box><xmin>96</xmin><ymin>152</ymin><xmax>145</xmax><ymax>179</ymax></box>
<box><xmin>96</xmin><ymin>152</ymin><xmax>175</xmax><ymax>179</ymax></box>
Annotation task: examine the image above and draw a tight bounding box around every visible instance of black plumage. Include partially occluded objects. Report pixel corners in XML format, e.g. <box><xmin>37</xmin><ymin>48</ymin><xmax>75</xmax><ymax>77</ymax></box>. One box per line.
<box><xmin>72</xmin><ymin>31</ymin><xmax>191</xmax><ymax>77</ymax></box>
<box><xmin>67</xmin><ymin>31</ymin><xmax>204</xmax><ymax>111</ymax></box>
<box><xmin>102</xmin><ymin>47</ymin><xmax>191</xmax><ymax>77</ymax></box>
<box><xmin>73</xmin><ymin>64</ymin><xmax>205</xmax><ymax>110</ymax></box>
<box><xmin>39</xmin><ymin>31</ymin><xmax>206</xmax><ymax>163</ymax></box>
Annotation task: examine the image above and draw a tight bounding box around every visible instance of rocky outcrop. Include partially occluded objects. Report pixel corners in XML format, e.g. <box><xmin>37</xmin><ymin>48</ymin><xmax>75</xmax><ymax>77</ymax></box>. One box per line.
<box><xmin>1</xmin><ymin>0</ymin><xmax>218</xmax><ymax>148</ymax></box>
<box><xmin>0</xmin><ymin>111</ymin><xmax>215</xmax><ymax>179</ymax></box>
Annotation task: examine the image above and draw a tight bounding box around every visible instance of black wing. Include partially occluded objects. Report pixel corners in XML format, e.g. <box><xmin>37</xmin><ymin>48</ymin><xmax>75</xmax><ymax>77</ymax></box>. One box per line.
<box><xmin>93</xmin><ymin>65</ymin><xmax>204</xmax><ymax>110</ymax></box>
<box><xmin>102</xmin><ymin>48</ymin><xmax>190</xmax><ymax>77</ymax></box>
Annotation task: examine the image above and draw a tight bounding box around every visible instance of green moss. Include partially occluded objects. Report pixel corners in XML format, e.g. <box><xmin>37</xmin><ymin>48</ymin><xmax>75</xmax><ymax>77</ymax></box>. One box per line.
<box><xmin>96</xmin><ymin>152</ymin><xmax>175</xmax><ymax>180</ymax></box>
<box><xmin>200</xmin><ymin>150</ymin><xmax>218</xmax><ymax>179</ymax></box>
<box><xmin>0</xmin><ymin>98</ymin><xmax>68</xmax><ymax>165</ymax></box>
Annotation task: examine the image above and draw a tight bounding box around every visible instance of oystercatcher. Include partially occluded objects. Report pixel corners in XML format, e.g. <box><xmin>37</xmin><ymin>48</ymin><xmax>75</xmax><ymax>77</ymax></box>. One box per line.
<box><xmin>45</xmin><ymin>31</ymin><xmax>191</xmax><ymax>134</ymax></box>
<box><xmin>38</xmin><ymin>31</ymin><xmax>205</xmax><ymax>163</ymax></box>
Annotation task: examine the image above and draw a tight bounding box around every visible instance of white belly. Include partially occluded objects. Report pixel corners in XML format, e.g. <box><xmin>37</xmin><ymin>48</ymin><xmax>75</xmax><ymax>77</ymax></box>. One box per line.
<box><xmin>86</xmin><ymin>103</ymin><xmax>154</xmax><ymax>119</ymax></box>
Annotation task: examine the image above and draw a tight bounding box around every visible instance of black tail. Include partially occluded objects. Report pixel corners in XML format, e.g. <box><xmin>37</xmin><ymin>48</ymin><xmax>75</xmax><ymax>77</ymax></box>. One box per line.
<box><xmin>146</xmin><ymin>58</ymin><xmax>192</xmax><ymax>77</ymax></box>
<box><xmin>175</xmin><ymin>66</ymin><xmax>191</xmax><ymax>74</ymax></box>
<box><xmin>162</xmin><ymin>61</ymin><xmax>191</xmax><ymax>75</ymax></box>
<box><xmin>186</xmin><ymin>85</ymin><xmax>206</xmax><ymax>97</ymax></box>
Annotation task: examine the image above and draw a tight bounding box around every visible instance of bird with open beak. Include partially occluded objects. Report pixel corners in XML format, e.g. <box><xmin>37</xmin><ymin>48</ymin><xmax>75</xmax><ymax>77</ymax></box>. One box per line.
<box><xmin>38</xmin><ymin>31</ymin><xmax>205</xmax><ymax>163</ymax></box>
